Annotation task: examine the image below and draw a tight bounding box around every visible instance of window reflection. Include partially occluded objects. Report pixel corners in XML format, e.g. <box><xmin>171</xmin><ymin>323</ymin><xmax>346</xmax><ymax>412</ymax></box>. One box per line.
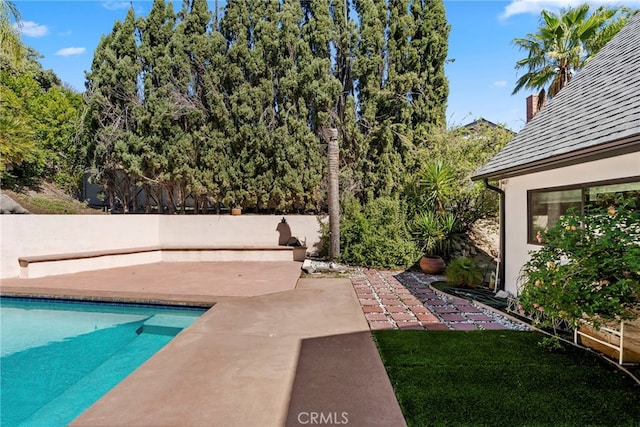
<box><xmin>528</xmin><ymin>179</ymin><xmax>639</xmax><ymax>244</ymax></box>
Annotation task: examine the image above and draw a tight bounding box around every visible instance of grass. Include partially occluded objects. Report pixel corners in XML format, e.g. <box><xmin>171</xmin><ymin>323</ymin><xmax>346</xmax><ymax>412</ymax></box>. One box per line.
<box><xmin>19</xmin><ymin>196</ymin><xmax>90</xmax><ymax>214</ymax></box>
<box><xmin>374</xmin><ymin>330</ymin><xmax>640</xmax><ymax>427</ymax></box>
<box><xmin>3</xmin><ymin>188</ymin><xmax>101</xmax><ymax>214</ymax></box>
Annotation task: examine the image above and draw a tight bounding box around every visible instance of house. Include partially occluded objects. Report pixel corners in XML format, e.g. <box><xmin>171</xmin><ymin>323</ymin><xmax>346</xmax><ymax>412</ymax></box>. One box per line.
<box><xmin>472</xmin><ymin>13</ymin><xmax>640</xmax><ymax>298</ymax></box>
<box><xmin>462</xmin><ymin>117</ymin><xmax>516</xmax><ymax>136</ymax></box>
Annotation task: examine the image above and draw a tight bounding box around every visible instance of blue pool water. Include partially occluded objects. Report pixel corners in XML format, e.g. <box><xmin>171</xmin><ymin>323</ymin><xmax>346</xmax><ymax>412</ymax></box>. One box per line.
<box><xmin>0</xmin><ymin>298</ymin><xmax>205</xmax><ymax>427</ymax></box>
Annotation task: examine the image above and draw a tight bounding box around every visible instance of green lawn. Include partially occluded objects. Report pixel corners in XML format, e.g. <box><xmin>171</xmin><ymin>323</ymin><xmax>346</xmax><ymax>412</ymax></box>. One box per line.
<box><xmin>374</xmin><ymin>330</ymin><xmax>640</xmax><ymax>427</ymax></box>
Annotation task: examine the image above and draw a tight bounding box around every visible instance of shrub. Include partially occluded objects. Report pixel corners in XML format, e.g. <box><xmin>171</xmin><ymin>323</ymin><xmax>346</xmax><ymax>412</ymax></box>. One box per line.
<box><xmin>538</xmin><ymin>335</ymin><xmax>565</xmax><ymax>352</ymax></box>
<box><xmin>405</xmin><ymin>124</ymin><xmax>513</xmax><ymax>223</ymax></box>
<box><xmin>445</xmin><ymin>257</ymin><xmax>484</xmax><ymax>288</ymax></box>
<box><xmin>519</xmin><ymin>203</ymin><xmax>640</xmax><ymax>329</ymax></box>
<box><xmin>339</xmin><ymin>195</ymin><xmax>421</xmax><ymax>268</ymax></box>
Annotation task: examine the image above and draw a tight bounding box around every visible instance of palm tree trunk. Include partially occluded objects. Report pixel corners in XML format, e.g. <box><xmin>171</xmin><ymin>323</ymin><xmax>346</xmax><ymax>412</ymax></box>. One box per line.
<box><xmin>324</xmin><ymin>127</ymin><xmax>340</xmax><ymax>261</ymax></box>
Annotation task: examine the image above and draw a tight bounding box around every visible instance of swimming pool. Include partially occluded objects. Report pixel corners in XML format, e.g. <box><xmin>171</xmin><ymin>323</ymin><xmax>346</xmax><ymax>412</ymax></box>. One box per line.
<box><xmin>0</xmin><ymin>298</ymin><xmax>205</xmax><ymax>427</ymax></box>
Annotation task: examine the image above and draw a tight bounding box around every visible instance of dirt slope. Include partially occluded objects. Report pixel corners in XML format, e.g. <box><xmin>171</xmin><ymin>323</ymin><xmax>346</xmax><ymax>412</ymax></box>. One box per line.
<box><xmin>2</xmin><ymin>183</ymin><xmax>102</xmax><ymax>214</ymax></box>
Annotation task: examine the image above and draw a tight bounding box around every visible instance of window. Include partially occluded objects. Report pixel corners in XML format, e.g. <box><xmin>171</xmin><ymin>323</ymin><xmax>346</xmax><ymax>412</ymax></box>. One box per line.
<box><xmin>528</xmin><ymin>177</ymin><xmax>640</xmax><ymax>244</ymax></box>
<box><xmin>529</xmin><ymin>189</ymin><xmax>582</xmax><ymax>243</ymax></box>
<box><xmin>585</xmin><ymin>181</ymin><xmax>640</xmax><ymax>212</ymax></box>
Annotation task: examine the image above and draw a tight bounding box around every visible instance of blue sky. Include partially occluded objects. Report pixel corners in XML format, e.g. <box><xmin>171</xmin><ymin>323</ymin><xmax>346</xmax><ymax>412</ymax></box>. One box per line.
<box><xmin>14</xmin><ymin>0</ymin><xmax>640</xmax><ymax>131</ymax></box>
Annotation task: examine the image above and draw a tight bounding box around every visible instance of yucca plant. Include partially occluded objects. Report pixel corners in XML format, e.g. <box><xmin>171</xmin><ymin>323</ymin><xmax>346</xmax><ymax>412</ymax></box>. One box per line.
<box><xmin>419</xmin><ymin>160</ymin><xmax>456</xmax><ymax>212</ymax></box>
<box><xmin>413</xmin><ymin>161</ymin><xmax>464</xmax><ymax>258</ymax></box>
<box><xmin>414</xmin><ymin>210</ymin><xmax>460</xmax><ymax>257</ymax></box>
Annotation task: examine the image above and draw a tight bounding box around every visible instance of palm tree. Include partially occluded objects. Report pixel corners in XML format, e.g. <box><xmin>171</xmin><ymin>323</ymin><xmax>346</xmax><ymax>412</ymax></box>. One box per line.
<box><xmin>324</xmin><ymin>127</ymin><xmax>340</xmax><ymax>261</ymax></box>
<box><xmin>0</xmin><ymin>113</ymin><xmax>35</xmax><ymax>174</ymax></box>
<box><xmin>512</xmin><ymin>4</ymin><xmax>635</xmax><ymax>105</ymax></box>
<box><xmin>0</xmin><ymin>0</ymin><xmax>24</xmax><ymax>65</ymax></box>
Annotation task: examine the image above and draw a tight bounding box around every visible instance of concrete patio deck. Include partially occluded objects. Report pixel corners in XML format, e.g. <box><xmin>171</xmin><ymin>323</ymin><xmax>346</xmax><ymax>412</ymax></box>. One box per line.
<box><xmin>0</xmin><ymin>262</ymin><xmax>406</xmax><ymax>427</ymax></box>
<box><xmin>0</xmin><ymin>261</ymin><xmax>305</xmax><ymax>306</ymax></box>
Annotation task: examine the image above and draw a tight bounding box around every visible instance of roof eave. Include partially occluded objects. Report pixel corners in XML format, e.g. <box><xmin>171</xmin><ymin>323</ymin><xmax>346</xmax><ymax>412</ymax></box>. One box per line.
<box><xmin>472</xmin><ymin>134</ymin><xmax>640</xmax><ymax>182</ymax></box>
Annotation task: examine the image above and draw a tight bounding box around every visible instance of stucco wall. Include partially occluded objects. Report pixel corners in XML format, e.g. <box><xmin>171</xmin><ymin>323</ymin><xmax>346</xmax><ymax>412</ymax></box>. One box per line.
<box><xmin>0</xmin><ymin>214</ymin><xmax>323</xmax><ymax>279</ymax></box>
<box><xmin>502</xmin><ymin>151</ymin><xmax>640</xmax><ymax>296</ymax></box>
<box><xmin>158</xmin><ymin>215</ymin><xmax>323</xmax><ymax>251</ymax></box>
<box><xmin>0</xmin><ymin>215</ymin><xmax>160</xmax><ymax>279</ymax></box>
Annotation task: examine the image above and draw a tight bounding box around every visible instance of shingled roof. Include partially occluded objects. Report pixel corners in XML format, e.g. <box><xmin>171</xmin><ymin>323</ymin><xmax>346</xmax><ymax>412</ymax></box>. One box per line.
<box><xmin>473</xmin><ymin>13</ymin><xmax>640</xmax><ymax>180</ymax></box>
<box><xmin>462</xmin><ymin>118</ymin><xmax>517</xmax><ymax>135</ymax></box>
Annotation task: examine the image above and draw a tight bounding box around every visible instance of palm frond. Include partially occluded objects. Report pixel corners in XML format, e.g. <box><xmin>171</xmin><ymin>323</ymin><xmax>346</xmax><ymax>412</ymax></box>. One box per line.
<box><xmin>511</xmin><ymin>3</ymin><xmax>628</xmax><ymax>99</ymax></box>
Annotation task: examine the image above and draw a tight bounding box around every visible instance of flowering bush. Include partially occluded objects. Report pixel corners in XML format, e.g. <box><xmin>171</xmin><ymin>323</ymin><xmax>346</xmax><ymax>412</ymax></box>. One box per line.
<box><xmin>519</xmin><ymin>204</ymin><xmax>640</xmax><ymax>329</ymax></box>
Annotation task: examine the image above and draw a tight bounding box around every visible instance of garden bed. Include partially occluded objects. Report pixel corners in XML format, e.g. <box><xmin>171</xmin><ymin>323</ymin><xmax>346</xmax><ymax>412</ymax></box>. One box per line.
<box><xmin>430</xmin><ymin>281</ymin><xmax>508</xmax><ymax>311</ymax></box>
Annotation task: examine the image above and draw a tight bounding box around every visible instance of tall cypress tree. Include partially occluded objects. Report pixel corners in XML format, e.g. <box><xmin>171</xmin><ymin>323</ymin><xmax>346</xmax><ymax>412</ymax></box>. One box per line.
<box><xmin>331</xmin><ymin>0</ymin><xmax>356</xmax><ymax>124</ymax></box>
<box><xmin>200</xmin><ymin>6</ymin><xmax>232</xmax><ymax>213</ymax></box>
<box><xmin>220</xmin><ymin>0</ymin><xmax>267</xmax><ymax>209</ymax></box>
<box><xmin>172</xmin><ymin>0</ymin><xmax>216</xmax><ymax>213</ymax></box>
<box><xmin>136</xmin><ymin>0</ymin><xmax>175</xmax><ymax>212</ymax></box>
<box><xmin>344</xmin><ymin>0</ymin><xmax>386</xmax><ymax>198</ymax></box>
<box><xmin>83</xmin><ymin>0</ymin><xmax>450</xmax><ymax>214</ymax></box>
<box><xmin>349</xmin><ymin>0</ymin><xmax>449</xmax><ymax>201</ymax></box>
<box><xmin>269</xmin><ymin>0</ymin><xmax>324</xmax><ymax>212</ymax></box>
<box><xmin>85</xmin><ymin>8</ymin><xmax>141</xmax><ymax>212</ymax></box>
<box><xmin>409</xmin><ymin>0</ymin><xmax>449</xmax><ymax>139</ymax></box>
<box><xmin>300</xmin><ymin>0</ymin><xmax>342</xmax><ymax>131</ymax></box>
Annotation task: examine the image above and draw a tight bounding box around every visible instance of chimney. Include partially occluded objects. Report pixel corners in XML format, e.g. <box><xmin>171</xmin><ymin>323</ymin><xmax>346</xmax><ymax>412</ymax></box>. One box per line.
<box><xmin>526</xmin><ymin>93</ymin><xmax>547</xmax><ymax>122</ymax></box>
<box><xmin>526</xmin><ymin>94</ymin><xmax>538</xmax><ymax>122</ymax></box>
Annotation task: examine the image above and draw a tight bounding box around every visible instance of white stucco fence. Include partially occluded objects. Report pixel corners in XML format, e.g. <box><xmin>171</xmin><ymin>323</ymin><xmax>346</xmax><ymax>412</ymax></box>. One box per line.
<box><xmin>0</xmin><ymin>214</ymin><xmax>324</xmax><ymax>279</ymax></box>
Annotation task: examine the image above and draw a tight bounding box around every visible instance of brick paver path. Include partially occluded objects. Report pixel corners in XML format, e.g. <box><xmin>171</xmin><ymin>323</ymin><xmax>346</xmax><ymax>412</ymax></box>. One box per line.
<box><xmin>351</xmin><ymin>269</ymin><xmax>510</xmax><ymax>331</ymax></box>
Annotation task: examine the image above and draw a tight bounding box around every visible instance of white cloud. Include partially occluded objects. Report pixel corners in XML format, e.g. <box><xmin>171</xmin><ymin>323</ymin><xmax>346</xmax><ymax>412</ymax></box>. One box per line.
<box><xmin>15</xmin><ymin>21</ymin><xmax>49</xmax><ymax>37</ymax></box>
<box><xmin>494</xmin><ymin>80</ymin><xmax>508</xmax><ymax>87</ymax></box>
<box><xmin>500</xmin><ymin>0</ymin><xmax>640</xmax><ymax>19</ymax></box>
<box><xmin>56</xmin><ymin>47</ymin><xmax>86</xmax><ymax>57</ymax></box>
<box><xmin>102</xmin><ymin>1</ymin><xmax>130</xmax><ymax>10</ymax></box>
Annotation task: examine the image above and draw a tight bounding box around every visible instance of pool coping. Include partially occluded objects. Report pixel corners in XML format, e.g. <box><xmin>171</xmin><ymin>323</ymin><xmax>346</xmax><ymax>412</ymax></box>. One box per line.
<box><xmin>0</xmin><ymin>292</ymin><xmax>216</xmax><ymax>308</ymax></box>
<box><xmin>1</xmin><ymin>261</ymin><xmax>406</xmax><ymax>427</ymax></box>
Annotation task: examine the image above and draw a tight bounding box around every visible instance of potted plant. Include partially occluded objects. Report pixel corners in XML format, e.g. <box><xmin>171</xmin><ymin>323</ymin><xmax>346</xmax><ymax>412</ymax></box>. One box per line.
<box><xmin>411</xmin><ymin>160</ymin><xmax>469</xmax><ymax>274</ymax></box>
<box><xmin>419</xmin><ymin>255</ymin><xmax>446</xmax><ymax>275</ymax></box>
<box><xmin>224</xmin><ymin>188</ymin><xmax>246</xmax><ymax>216</ymax></box>
<box><xmin>414</xmin><ymin>211</ymin><xmax>449</xmax><ymax>274</ymax></box>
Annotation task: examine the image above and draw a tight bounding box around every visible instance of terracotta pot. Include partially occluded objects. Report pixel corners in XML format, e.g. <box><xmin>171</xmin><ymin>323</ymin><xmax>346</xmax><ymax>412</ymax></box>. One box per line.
<box><xmin>420</xmin><ymin>256</ymin><xmax>445</xmax><ymax>274</ymax></box>
<box><xmin>231</xmin><ymin>207</ymin><xmax>242</xmax><ymax>216</ymax></box>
